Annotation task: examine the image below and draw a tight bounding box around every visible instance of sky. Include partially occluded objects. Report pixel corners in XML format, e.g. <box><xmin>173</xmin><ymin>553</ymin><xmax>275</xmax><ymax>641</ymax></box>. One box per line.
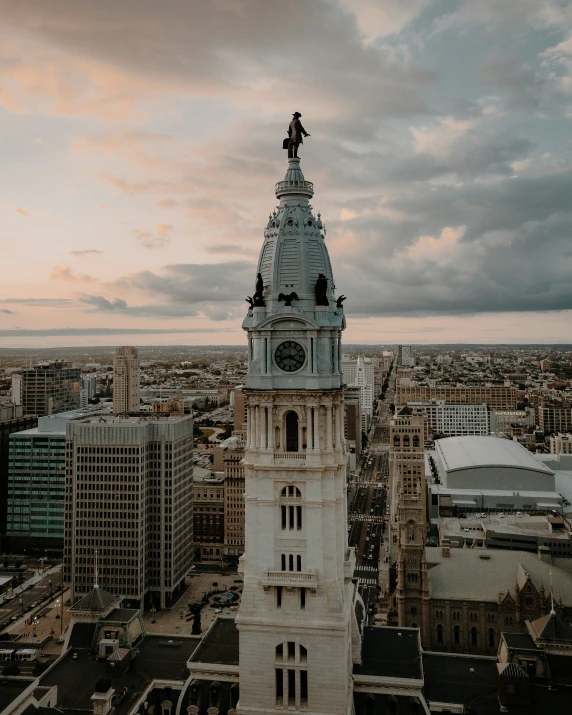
<box><xmin>1</xmin><ymin>0</ymin><xmax>572</xmax><ymax>347</ymax></box>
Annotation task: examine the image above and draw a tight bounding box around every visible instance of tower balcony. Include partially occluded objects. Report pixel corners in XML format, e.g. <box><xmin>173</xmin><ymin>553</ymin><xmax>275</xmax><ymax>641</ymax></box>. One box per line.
<box><xmin>272</xmin><ymin>452</ymin><xmax>306</xmax><ymax>466</ymax></box>
<box><xmin>274</xmin><ymin>179</ymin><xmax>314</xmax><ymax>199</ymax></box>
<box><xmin>261</xmin><ymin>568</ymin><xmax>318</xmax><ymax>591</ymax></box>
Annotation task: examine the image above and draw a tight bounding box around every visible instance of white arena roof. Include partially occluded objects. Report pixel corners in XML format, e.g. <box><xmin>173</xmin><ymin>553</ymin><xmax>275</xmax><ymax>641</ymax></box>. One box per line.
<box><xmin>435</xmin><ymin>436</ymin><xmax>553</xmax><ymax>476</ymax></box>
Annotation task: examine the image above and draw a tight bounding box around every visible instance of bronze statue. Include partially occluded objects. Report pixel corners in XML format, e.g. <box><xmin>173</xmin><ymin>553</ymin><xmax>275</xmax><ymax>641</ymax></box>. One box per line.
<box><xmin>252</xmin><ymin>272</ymin><xmax>265</xmax><ymax>307</ymax></box>
<box><xmin>336</xmin><ymin>295</ymin><xmax>346</xmax><ymax>309</ymax></box>
<box><xmin>278</xmin><ymin>291</ymin><xmax>299</xmax><ymax>307</ymax></box>
<box><xmin>245</xmin><ymin>296</ymin><xmax>254</xmax><ymax>309</ymax></box>
<box><xmin>285</xmin><ymin>112</ymin><xmax>310</xmax><ymax>158</ymax></box>
<box><xmin>315</xmin><ymin>273</ymin><xmax>329</xmax><ymax>306</ymax></box>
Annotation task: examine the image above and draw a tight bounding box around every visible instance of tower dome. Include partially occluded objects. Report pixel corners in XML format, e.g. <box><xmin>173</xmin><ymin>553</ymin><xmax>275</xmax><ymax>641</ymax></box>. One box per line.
<box><xmin>243</xmin><ymin>157</ymin><xmax>345</xmax><ymax>390</ymax></box>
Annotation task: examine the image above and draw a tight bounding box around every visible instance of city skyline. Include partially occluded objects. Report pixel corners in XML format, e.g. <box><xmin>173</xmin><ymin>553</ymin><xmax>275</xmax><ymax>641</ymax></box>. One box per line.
<box><xmin>2</xmin><ymin>1</ymin><xmax>572</xmax><ymax>347</ymax></box>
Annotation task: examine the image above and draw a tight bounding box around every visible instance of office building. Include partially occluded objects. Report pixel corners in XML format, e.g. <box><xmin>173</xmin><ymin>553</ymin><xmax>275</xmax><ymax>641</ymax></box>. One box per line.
<box><xmin>18</xmin><ymin>361</ymin><xmax>81</xmax><ymax>416</ymax></box>
<box><xmin>193</xmin><ymin>469</ymin><xmax>225</xmax><ymax>562</ymax></box>
<box><xmin>222</xmin><ymin>436</ymin><xmax>246</xmax><ymax>560</ymax></box>
<box><xmin>0</xmin><ymin>405</ymin><xmax>38</xmax><ymax>539</ymax></box>
<box><xmin>490</xmin><ymin>407</ymin><xmax>536</xmax><ymax>436</ymax></box>
<box><xmin>550</xmin><ymin>433</ymin><xmax>572</xmax><ymax>454</ymax></box>
<box><xmin>537</xmin><ymin>405</ymin><xmax>572</xmax><ymax>434</ymax></box>
<box><xmin>232</xmin><ymin>385</ymin><xmax>247</xmax><ymax>437</ymax></box>
<box><xmin>64</xmin><ymin>413</ymin><xmax>194</xmax><ymax>609</ymax></box>
<box><xmin>79</xmin><ymin>375</ymin><xmax>98</xmax><ymax>408</ymax></box>
<box><xmin>113</xmin><ymin>346</ymin><xmax>140</xmax><ymax>414</ymax></box>
<box><xmin>396</xmin><ymin>384</ymin><xmax>519</xmax><ymax>410</ymax></box>
<box><xmin>7</xmin><ymin>414</ymin><xmax>68</xmax><ymax>550</ymax></box>
<box><xmin>397</xmin><ymin>345</ymin><xmax>414</xmax><ymax>367</ymax></box>
<box><xmin>11</xmin><ymin>375</ymin><xmax>22</xmax><ymax>406</ymax></box>
<box><xmin>406</xmin><ymin>400</ymin><xmax>489</xmax><ymax>441</ymax></box>
<box><xmin>342</xmin><ymin>355</ymin><xmax>374</xmax><ymax>432</ymax></box>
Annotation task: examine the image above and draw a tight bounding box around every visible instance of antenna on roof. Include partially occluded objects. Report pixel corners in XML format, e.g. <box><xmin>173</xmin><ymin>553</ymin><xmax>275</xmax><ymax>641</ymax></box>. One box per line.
<box><xmin>550</xmin><ymin>568</ymin><xmax>555</xmax><ymax>615</ymax></box>
<box><xmin>94</xmin><ymin>548</ymin><xmax>99</xmax><ymax>589</ymax></box>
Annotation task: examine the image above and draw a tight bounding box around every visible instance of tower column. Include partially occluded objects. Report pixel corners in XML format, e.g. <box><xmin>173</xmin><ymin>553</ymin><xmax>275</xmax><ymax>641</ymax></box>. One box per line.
<box><xmin>259</xmin><ymin>405</ymin><xmax>267</xmax><ymax>450</ymax></box>
<box><xmin>313</xmin><ymin>405</ymin><xmax>320</xmax><ymax>451</ymax></box>
<box><xmin>267</xmin><ymin>406</ymin><xmax>273</xmax><ymax>450</ymax></box>
<box><xmin>307</xmin><ymin>408</ymin><xmax>314</xmax><ymax>450</ymax></box>
<box><xmin>326</xmin><ymin>404</ymin><xmax>333</xmax><ymax>450</ymax></box>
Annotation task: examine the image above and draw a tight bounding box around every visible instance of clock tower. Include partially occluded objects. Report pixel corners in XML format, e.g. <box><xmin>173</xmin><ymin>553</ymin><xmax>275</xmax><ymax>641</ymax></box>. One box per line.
<box><xmin>236</xmin><ymin>157</ymin><xmax>357</xmax><ymax>715</ymax></box>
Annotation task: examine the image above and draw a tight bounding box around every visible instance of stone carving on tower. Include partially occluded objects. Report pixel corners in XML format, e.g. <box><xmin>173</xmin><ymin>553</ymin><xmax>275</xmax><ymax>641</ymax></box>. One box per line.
<box><xmin>236</xmin><ymin>146</ymin><xmax>358</xmax><ymax>715</ymax></box>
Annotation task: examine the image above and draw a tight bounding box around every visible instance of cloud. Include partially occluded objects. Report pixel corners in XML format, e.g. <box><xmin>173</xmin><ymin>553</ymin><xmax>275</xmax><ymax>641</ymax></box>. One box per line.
<box><xmin>0</xmin><ymin>309</ymin><xmax>14</xmax><ymax>314</ymax></box>
<box><xmin>0</xmin><ymin>298</ymin><xmax>74</xmax><ymax>307</ymax></box>
<box><xmin>78</xmin><ymin>293</ymin><xmax>200</xmax><ymax>318</ymax></box>
<box><xmin>0</xmin><ymin>328</ymin><xmax>223</xmax><ymax>337</ymax></box>
<box><xmin>69</xmin><ymin>249</ymin><xmax>103</xmax><ymax>256</ymax></box>
<box><xmin>132</xmin><ymin>223</ymin><xmax>173</xmax><ymax>249</ymax></box>
<box><xmin>203</xmin><ymin>243</ymin><xmax>253</xmax><ymax>255</ymax></box>
<box><xmin>15</xmin><ymin>207</ymin><xmax>29</xmax><ymax>216</ymax></box>
<box><xmin>50</xmin><ymin>265</ymin><xmax>96</xmax><ymax>282</ymax></box>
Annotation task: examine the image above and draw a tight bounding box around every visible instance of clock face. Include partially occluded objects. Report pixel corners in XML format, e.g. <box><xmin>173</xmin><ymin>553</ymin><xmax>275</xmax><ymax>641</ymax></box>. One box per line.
<box><xmin>275</xmin><ymin>341</ymin><xmax>306</xmax><ymax>373</ymax></box>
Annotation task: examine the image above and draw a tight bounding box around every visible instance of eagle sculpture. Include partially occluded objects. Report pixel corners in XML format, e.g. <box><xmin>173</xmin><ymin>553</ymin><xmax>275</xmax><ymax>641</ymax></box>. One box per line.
<box><xmin>278</xmin><ymin>292</ymin><xmax>299</xmax><ymax>307</ymax></box>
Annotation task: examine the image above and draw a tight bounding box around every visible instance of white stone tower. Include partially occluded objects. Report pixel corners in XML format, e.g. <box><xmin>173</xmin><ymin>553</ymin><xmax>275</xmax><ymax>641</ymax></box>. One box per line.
<box><xmin>236</xmin><ymin>157</ymin><xmax>357</xmax><ymax>715</ymax></box>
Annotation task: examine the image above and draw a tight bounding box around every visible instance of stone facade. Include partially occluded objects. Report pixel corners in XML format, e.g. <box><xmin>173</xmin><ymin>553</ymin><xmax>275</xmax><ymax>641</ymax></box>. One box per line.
<box><xmin>236</xmin><ymin>157</ymin><xmax>357</xmax><ymax>715</ymax></box>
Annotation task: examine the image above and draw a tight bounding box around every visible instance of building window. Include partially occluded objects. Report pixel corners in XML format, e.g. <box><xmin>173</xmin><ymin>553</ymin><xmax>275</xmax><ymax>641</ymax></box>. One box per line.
<box><xmin>300</xmin><ymin>587</ymin><xmax>306</xmax><ymax>610</ymax></box>
<box><xmin>436</xmin><ymin>624</ymin><xmax>444</xmax><ymax>644</ymax></box>
<box><xmin>411</xmin><ymin>607</ymin><xmax>418</xmax><ymax>615</ymax></box>
<box><xmin>488</xmin><ymin>628</ymin><xmax>495</xmax><ymax>648</ymax></box>
<box><xmin>286</xmin><ymin>412</ymin><xmax>299</xmax><ymax>452</ymax></box>
<box><xmin>408</xmin><ymin>520</ymin><xmax>415</xmax><ymax>542</ymax></box>
<box><xmin>470</xmin><ymin>627</ymin><xmax>478</xmax><ymax>646</ymax></box>
<box><xmin>275</xmin><ymin>642</ymin><xmax>308</xmax><ymax>709</ymax></box>
<box><xmin>453</xmin><ymin>625</ymin><xmax>461</xmax><ymax>645</ymax></box>
<box><xmin>435</xmin><ymin>610</ymin><xmax>444</xmax><ymax>620</ymax></box>
<box><xmin>277</xmin><ymin>586</ymin><xmax>282</xmax><ymax>608</ymax></box>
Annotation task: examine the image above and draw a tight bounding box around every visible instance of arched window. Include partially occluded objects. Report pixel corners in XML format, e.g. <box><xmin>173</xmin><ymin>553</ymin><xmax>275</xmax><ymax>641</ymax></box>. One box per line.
<box><xmin>436</xmin><ymin>624</ymin><xmax>444</xmax><ymax>644</ymax></box>
<box><xmin>470</xmin><ymin>627</ymin><xmax>478</xmax><ymax>646</ymax></box>
<box><xmin>286</xmin><ymin>412</ymin><xmax>299</xmax><ymax>452</ymax></box>
<box><xmin>403</xmin><ymin>435</ymin><xmax>410</xmax><ymax>447</ymax></box>
<box><xmin>281</xmin><ymin>554</ymin><xmax>286</xmax><ymax>571</ymax></box>
<box><xmin>408</xmin><ymin>520</ymin><xmax>415</xmax><ymax>542</ymax></box>
<box><xmin>280</xmin><ymin>486</ymin><xmax>303</xmax><ymax>531</ymax></box>
<box><xmin>413</xmin><ymin>435</ymin><xmax>420</xmax><ymax>447</ymax></box>
<box><xmin>453</xmin><ymin>625</ymin><xmax>461</xmax><ymax>645</ymax></box>
<box><xmin>393</xmin><ymin>435</ymin><xmax>400</xmax><ymax>447</ymax></box>
<box><xmin>275</xmin><ymin>642</ymin><xmax>308</xmax><ymax>708</ymax></box>
<box><xmin>296</xmin><ymin>554</ymin><xmax>302</xmax><ymax>572</ymax></box>
<box><xmin>289</xmin><ymin>554</ymin><xmax>294</xmax><ymax>572</ymax></box>
<box><xmin>488</xmin><ymin>628</ymin><xmax>496</xmax><ymax>648</ymax></box>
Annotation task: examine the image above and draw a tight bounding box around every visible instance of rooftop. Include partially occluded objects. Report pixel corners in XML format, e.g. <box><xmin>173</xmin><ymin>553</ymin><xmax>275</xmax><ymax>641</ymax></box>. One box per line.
<box><xmin>436</xmin><ymin>436</ymin><xmax>554</xmax><ymax>475</ymax></box>
<box><xmin>422</xmin><ymin>653</ymin><xmax>499</xmax><ymax>714</ymax></box>
<box><xmin>425</xmin><ymin>547</ymin><xmax>572</xmax><ymax>602</ymax></box>
<box><xmin>354</xmin><ymin>626</ymin><xmax>422</xmax><ymax>680</ymax></box>
<box><xmin>69</xmin><ymin>586</ymin><xmax>120</xmax><ymax>613</ymax></box>
<box><xmin>189</xmin><ymin>617</ymin><xmax>239</xmax><ymax>666</ymax></box>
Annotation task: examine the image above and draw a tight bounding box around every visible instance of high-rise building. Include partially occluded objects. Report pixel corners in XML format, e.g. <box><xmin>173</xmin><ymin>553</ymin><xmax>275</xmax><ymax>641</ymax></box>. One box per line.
<box><xmin>232</xmin><ymin>385</ymin><xmax>247</xmax><ymax>437</ymax></box>
<box><xmin>398</xmin><ymin>345</ymin><xmax>414</xmax><ymax>367</ymax></box>
<box><xmin>236</xmin><ymin>156</ymin><xmax>356</xmax><ymax>715</ymax></box>
<box><xmin>7</xmin><ymin>414</ymin><xmax>67</xmax><ymax>550</ymax></box>
<box><xmin>113</xmin><ymin>346</ymin><xmax>140</xmax><ymax>414</ymax></box>
<box><xmin>222</xmin><ymin>436</ymin><xmax>246</xmax><ymax>560</ymax></box>
<box><xmin>389</xmin><ymin>406</ymin><xmax>426</xmax><ymax>568</ymax></box>
<box><xmin>193</xmin><ymin>470</ymin><xmax>225</xmax><ymax>562</ymax></box>
<box><xmin>0</xmin><ymin>405</ymin><xmax>37</xmax><ymax>538</ymax></box>
<box><xmin>406</xmin><ymin>400</ymin><xmax>489</xmax><ymax>441</ymax></box>
<box><xmin>64</xmin><ymin>413</ymin><xmax>193</xmax><ymax>609</ymax></box>
<box><xmin>18</xmin><ymin>361</ymin><xmax>81</xmax><ymax>416</ymax></box>
<box><xmin>342</xmin><ymin>356</ymin><xmax>374</xmax><ymax>432</ymax></box>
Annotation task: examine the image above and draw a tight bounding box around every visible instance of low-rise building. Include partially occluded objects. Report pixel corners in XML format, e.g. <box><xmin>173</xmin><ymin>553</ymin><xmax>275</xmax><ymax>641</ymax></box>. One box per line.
<box><xmin>407</xmin><ymin>400</ymin><xmax>489</xmax><ymax>441</ymax></box>
<box><xmin>550</xmin><ymin>432</ymin><xmax>572</xmax><ymax>454</ymax></box>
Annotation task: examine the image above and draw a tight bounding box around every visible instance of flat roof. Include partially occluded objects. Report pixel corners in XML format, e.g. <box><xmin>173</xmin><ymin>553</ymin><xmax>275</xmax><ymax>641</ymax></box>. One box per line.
<box><xmin>436</xmin><ymin>436</ymin><xmax>554</xmax><ymax>475</ymax></box>
<box><xmin>441</xmin><ymin>514</ymin><xmax>570</xmax><ymax>539</ymax></box>
<box><xmin>354</xmin><ymin>626</ymin><xmax>422</xmax><ymax>680</ymax></box>
<box><xmin>76</xmin><ymin>414</ymin><xmax>191</xmax><ymax>425</ymax></box>
<box><xmin>189</xmin><ymin>617</ymin><xmax>239</xmax><ymax>666</ymax></box>
<box><xmin>422</xmin><ymin>653</ymin><xmax>498</xmax><ymax>710</ymax></box>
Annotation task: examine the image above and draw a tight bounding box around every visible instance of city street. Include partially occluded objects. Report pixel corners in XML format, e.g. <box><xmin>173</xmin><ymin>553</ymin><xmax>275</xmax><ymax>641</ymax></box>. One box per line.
<box><xmin>0</xmin><ymin>566</ymin><xmax>63</xmax><ymax>633</ymax></box>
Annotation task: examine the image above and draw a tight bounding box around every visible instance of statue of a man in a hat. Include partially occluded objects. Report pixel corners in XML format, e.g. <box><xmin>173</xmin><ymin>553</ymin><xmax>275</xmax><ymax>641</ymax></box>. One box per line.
<box><xmin>286</xmin><ymin>112</ymin><xmax>310</xmax><ymax>158</ymax></box>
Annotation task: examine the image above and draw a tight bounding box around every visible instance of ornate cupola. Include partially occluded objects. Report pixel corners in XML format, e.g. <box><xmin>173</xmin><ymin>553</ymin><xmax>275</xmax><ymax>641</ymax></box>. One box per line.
<box><xmin>242</xmin><ymin>156</ymin><xmax>345</xmax><ymax>390</ymax></box>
